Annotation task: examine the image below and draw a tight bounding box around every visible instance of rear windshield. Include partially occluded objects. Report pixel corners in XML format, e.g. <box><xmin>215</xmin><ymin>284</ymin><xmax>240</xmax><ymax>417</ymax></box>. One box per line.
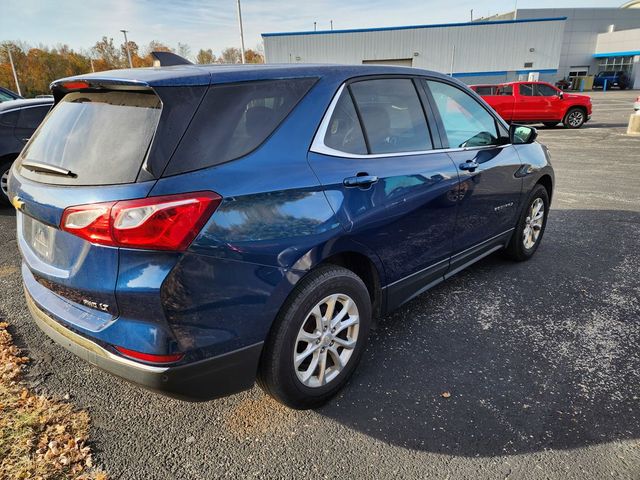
<box><xmin>164</xmin><ymin>78</ymin><xmax>317</xmax><ymax>176</ymax></box>
<box><xmin>474</xmin><ymin>86</ymin><xmax>496</xmax><ymax>96</ymax></box>
<box><xmin>19</xmin><ymin>91</ymin><xmax>161</xmax><ymax>186</ymax></box>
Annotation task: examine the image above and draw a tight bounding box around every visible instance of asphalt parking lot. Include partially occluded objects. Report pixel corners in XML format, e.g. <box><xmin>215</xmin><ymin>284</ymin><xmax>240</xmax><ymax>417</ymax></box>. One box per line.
<box><xmin>0</xmin><ymin>90</ymin><xmax>639</xmax><ymax>479</ymax></box>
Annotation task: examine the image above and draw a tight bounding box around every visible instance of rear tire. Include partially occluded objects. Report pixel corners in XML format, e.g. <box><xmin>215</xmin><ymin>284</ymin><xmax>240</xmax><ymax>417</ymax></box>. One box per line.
<box><xmin>257</xmin><ymin>265</ymin><xmax>372</xmax><ymax>409</ymax></box>
<box><xmin>563</xmin><ymin>108</ymin><xmax>586</xmax><ymax>129</ymax></box>
<box><xmin>0</xmin><ymin>159</ymin><xmax>14</xmax><ymax>207</ymax></box>
<box><xmin>504</xmin><ymin>184</ymin><xmax>549</xmax><ymax>262</ymax></box>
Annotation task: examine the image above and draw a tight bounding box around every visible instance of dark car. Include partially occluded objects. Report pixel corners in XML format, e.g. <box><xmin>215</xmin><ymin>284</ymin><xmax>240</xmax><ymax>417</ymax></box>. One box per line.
<box><xmin>593</xmin><ymin>70</ymin><xmax>631</xmax><ymax>90</ymax></box>
<box><xmin>8</xmin><ymin>65</ymin><xmax>554</xmax><ymax>409</ymax></box>
<box><xmin>0</xmin><ymin>86</ymin><xmax>22</xmax><ymax>103</ymax></box>
<box><xmin>0</xmin><ymin>98</ymin><xmax>53</xmax><ymax>205</ymax></box>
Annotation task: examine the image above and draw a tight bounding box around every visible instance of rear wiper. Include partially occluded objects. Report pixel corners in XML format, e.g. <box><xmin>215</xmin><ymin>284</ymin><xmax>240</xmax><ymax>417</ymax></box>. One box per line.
<box><xmin>21</xmin><ymin>161</ymin><xmax>76</xmax><ymax>178</ymax></box>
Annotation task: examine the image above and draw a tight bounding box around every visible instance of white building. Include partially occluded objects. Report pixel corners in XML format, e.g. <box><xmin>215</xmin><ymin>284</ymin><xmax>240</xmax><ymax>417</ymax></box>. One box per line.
<box><xmin>483</xmin><ymin>7</ymin><xmax>640</xmax><ymax>84</ymax></box>
<box><xmin>262</xmin><ymin>6</ymin><xmax>640</xmax><ymax>87</ymax></box>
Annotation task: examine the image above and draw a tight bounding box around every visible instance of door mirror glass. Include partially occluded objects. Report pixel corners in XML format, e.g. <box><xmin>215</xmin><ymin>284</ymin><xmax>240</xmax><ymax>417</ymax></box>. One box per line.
<box><xmin>510</xmin><ymin>125</ymin><xmax>537</xmax><ymax>144</ymax></box>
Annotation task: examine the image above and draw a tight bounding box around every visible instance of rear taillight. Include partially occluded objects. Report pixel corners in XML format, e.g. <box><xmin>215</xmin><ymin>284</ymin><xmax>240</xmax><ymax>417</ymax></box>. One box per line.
<box><xmin>115</xmin><ymin>346</ymin><xmax>184</xmax><ymax>364</ymax></box>
<box><xmin>61</xmin><ymin>191</ymin><xmax>221</xmax><ymax>251</ymax></box>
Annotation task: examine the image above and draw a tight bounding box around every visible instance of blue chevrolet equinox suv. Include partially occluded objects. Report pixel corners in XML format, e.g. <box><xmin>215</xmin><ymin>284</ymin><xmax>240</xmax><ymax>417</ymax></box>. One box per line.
<box><xmin>8</xmin><ymin>64</ymin><xmax>553</xmax><ymax>409</ymax></box>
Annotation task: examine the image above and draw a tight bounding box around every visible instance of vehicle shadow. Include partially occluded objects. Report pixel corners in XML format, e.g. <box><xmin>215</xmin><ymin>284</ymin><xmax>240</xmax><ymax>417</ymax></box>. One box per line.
<box><xmin>318</xmin><ymin>208</ymin><xmax>640</xmax><ymax>456</ymax></box>
<box><xmin>0</xmin><ymin>205</ymin><xmax>16</xmax><ymax>217</ymax></box>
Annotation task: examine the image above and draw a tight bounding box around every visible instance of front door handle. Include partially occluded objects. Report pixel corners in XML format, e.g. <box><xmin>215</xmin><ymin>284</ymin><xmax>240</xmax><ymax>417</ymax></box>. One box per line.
<box><xmin>459</xmin><ymin>160</ymin><xmax>479</xmax><ymax>172</ymax></box>
<box><xmin>343</xmin><ymin>174</ymin><xmax>379</xmax><ymax>188</ymax></box>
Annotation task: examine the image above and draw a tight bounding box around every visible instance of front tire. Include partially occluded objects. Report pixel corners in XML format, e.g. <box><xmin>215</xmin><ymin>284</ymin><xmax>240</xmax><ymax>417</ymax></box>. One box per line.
<box><xmin>0</xmin><ymin>159</ymin><xmax>13</xmax><ymax>206</ymax></box>
<box><xmin>257</xmin><ymin>265</ymin><xmax>372</xmax><ymax>409</ymax></box>
<box><xmin>563</xmin><ymin>108</ymin><xmax>586</xmax><ymax>129</ymax></box>
<box><xmin>504</xmin><ymin>184</ymin><xmax>549</xmax><ymax>261</ymax></box>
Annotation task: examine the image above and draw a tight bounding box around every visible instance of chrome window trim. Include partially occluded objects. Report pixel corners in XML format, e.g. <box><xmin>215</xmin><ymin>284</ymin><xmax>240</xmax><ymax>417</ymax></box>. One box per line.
<box><xmin>309</xmin><ymin>81</ymin><xmax>512</xmax><ymax>159</ymax></box>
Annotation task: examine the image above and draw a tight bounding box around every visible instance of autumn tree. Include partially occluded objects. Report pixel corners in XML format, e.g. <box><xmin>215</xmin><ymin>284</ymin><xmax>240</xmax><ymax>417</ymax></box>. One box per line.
<box><xmin>245</xmin><ymin>49</ymin><xmax>264</xmax><ymax>64</ymax></box>
<box><xmin>92</xmin><ymin>36</ymin><xmax>122</xmax><ymax>70</ymax></box>
<box><xmin>219</xmin><ymin>47</ymin><xmax>242</xmax><ymax>64</ymax></box>
<box><xmin>196</xmin><ymin>49</ymin><xmax>216</xmax><ymax>64</ymax></box>
<box><xmin>145</xmin><ymin>41</ymin><xmax>173</xmax><ymax>55</ymax></box>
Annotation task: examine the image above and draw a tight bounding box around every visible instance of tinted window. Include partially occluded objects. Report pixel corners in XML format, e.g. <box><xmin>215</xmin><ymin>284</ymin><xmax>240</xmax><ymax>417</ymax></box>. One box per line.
<box><xmin>324</xmin><ymin>91</ymin><xmax>367</xmax><ymax>154</ymax></box>
<box><xmin>498</xmin><ymin>85</ymin><xmax>513</xmax><ymax>95</ymax></box>
<box><xmin>0</xmin><ymin>91</ymin><xmax>15</xmax><ymax>102</ymax></box>
<box><xmin>350</xmin><ymin>79</ymin><xmax>432</xmax><ymax>154</ymax></box>
<box><xmin>474</xmin><ymin>86</ymin><xmax>496</xmax><ymax>96</ymax></box>
<box><xmin>536</xmin><ymin>84</ymin><xmax>558</xmax><ymax>96</ymax></box>
<box><xmin>519</xmin><ymin>84</ymin><xmax>535</xmax><ymax>96</ymax></box>
<box><xmin>426</xmin><ymin>80</ymin><xmax>499</xmax><ymax>149</ymax></box>
<box><xmin>20</xmin><ymin>91</ymin><xmax>161</xmax><ymax>186</ymax></box>
<box><xmin>166</xmin><ymin>78</ymin><xmax>317</xmax><ymax>175</ymax></box>
<box><xmin>0</xmin><ymin>110</ymin><xmax>19</xmax><ymax>127</ymax></box>
<box><xmin>17</xmin><ymin>106</ymin><xmax>50</xmax><ymax>129</ymax></box>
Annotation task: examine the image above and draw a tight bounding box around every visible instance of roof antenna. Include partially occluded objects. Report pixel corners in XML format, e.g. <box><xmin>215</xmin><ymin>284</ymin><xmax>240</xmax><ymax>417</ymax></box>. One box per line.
<box><xmin>151</xmin><ymin>51</ymin><xmax>193</xmax><ymax>67</ymax></box>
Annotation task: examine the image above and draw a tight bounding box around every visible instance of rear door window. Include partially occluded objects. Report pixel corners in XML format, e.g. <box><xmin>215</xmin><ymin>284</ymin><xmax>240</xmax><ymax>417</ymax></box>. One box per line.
<box><xmin>349</xmin><ymin>78</ymin><xmax>433</xmax><ymax>154</ymax></box>
<box><xmin>426</xmin><ymin>80</ymin><xmax>499</xmax><ymax>149</ymax></box>
<box><xmin>165</xmin><ymin>78</ymin><xmax>317</xmax><ymax>175</ymax></box>
<box><xmin>324</xmin><ymin>91</ymin><xmax>367</xmax><ymax>155</ymax></box>
<box><xmin>19</xmin><ymin>91</ymin><xmax>161</xmax><ymax>185</ymax></box>
<box><xmin>17</xmin><ymin>106</ymin><xmax>50</xmax><ymax>129</ymax></box>
<box><xmin>519</xmin><ymin>84</ymin><xmax>535</xmax><ymax>96</ymax></box>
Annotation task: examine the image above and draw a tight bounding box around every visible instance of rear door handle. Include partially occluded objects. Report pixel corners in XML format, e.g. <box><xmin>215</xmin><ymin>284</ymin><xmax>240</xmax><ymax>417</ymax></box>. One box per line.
<box><xmin>459</xmin><ymin>160</ymin><xmax>479</xmax><ymax>172</ymax></box>
<box><xmin>343</xmin><ymin>174</ymin><xmax>379</xmax><ymax>188</ymax></box>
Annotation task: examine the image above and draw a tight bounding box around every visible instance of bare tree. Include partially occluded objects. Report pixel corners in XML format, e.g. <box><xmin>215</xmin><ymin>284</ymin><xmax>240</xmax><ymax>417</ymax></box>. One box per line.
<box><xmin>177</xmin><ymin>42</ymin><xmax>191</xmax><ymax>60</ymax></box>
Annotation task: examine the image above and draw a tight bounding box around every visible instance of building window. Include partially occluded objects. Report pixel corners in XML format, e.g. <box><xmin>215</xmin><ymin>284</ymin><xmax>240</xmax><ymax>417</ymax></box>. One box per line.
<box><xmin>524</xmin><ymin>62</ymin><xmax>533</xmax><ymax>68</ymax></box>
<box><xmin>598</xmin><ymin>56</ymin><xmax>634</xmax><ymax>74</ymax></box>
<box><xmin>568</xmin><ymin>67</ymin><xmax>589</xmax><ymax>78</ymax></box>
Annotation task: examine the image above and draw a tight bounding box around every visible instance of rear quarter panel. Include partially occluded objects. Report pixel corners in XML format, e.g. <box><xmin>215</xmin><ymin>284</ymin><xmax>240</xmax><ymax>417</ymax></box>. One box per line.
<box><xmin>148</xmin><ymin>75</ymin><xmax>386</xmax><ymax>355</ymax></box>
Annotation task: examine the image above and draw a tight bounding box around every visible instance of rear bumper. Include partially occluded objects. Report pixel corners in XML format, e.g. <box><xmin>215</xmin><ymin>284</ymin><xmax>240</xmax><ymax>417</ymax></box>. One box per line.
<box><xmin>25</xmin><ymin>288</ymin><xmax>263</xmax><ymax>401</ymax></box>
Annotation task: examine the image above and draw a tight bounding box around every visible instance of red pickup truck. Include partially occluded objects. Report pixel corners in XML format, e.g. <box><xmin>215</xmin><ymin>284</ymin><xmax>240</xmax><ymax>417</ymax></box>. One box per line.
<box><xmin>470</xmin><ymin>81</ymin><xmax>592</xmax><ymax>128</ymax></box>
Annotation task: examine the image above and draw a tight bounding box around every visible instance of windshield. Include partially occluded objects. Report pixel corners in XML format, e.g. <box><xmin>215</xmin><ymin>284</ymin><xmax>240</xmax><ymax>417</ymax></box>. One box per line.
<box><xmin>19</xmin><ymin>91</ymin><xmax>161</xmax><ymax>186</ymax></box>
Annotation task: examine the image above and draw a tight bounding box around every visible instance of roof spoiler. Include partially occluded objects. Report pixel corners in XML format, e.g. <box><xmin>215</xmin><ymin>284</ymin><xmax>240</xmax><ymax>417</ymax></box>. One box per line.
<box><xmin>151</xmin><ymin>51</ymin><xmax>193</xmax><ymax>67</ymax></box>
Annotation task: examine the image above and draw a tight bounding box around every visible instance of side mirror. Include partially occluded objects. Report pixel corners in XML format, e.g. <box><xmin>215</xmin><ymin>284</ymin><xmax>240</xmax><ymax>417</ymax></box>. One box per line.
<box><xmin>558</xmin><ymin>91</ymin><xmax>564</xmax><ymax>99</ymax></box>
<box><xmin>510</xmin><ymin>124</ymin><xmax>538</xmax><ymax>145</ymax></box>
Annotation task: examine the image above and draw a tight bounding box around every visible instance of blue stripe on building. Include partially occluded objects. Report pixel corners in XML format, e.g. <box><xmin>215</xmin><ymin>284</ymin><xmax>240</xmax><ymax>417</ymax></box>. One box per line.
<box><xmin>262</xmin><ymin>17</ymin><xmax>567</xmax><ymax>38</ymax></box>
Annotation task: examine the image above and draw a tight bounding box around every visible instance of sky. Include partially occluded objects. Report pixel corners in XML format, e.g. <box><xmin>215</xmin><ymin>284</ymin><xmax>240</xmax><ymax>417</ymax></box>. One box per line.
<box><xmin>1</xmin><ymin>0</ymin><xmax>626</xmax><ymax>59</ymax></box>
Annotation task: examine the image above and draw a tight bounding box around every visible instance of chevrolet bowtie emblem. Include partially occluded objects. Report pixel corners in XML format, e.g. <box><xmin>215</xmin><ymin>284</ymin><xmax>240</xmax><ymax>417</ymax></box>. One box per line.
<box><xmin>11</xmin><ymin>196</ymin><xmax>24</xmax><ymax>211</ymax></box>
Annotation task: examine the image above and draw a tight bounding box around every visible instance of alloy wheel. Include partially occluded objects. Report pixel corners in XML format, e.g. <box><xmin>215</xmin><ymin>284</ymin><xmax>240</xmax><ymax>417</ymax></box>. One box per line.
<box><xmin>567</xmin><ymin>111</ymin><xmax>584</xmax><ymax>127</ymax></box>
<box><xmin>523</xmin><ymin>198</ymin><xmax>544</xmax><ymax>249</ymax></box>
<box><xmin>0</xmin><ymin>168</ymin><xmax>9</xmax><ymax>200</ymax></box>
<box><xmin>293</xmin><ymin>293</ymin><xmax>360</xmax><ymax>388</ymax></box>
